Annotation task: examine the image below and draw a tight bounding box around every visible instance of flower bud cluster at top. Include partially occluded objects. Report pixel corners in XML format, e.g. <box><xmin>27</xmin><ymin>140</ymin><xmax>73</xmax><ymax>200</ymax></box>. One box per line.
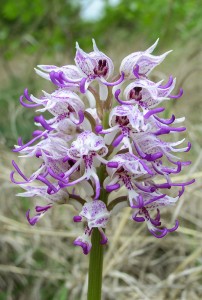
<box><xmin>11</xmin><ymin>39</ymin><xmax>194</xmax><ymax>255</ymax></box>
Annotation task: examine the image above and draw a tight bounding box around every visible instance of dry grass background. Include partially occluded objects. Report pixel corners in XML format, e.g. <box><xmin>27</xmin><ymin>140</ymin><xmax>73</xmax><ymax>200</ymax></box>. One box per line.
<box><xmin>0</xmin><ymin>40</ymin><xmax>202</xmax><ymax>300</ymax></box>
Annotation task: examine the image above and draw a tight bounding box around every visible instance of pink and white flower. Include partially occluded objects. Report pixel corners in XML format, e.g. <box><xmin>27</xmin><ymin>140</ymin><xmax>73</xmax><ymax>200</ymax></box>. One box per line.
<box><xmin>73</xmin><ymin>200</ymin><xmax>110</xmax><ymax>254</ymax></box>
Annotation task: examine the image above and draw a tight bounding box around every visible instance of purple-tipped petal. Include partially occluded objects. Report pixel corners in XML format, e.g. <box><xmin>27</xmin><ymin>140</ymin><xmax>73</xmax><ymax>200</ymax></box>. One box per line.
<box><xmin>114</xmin><ymin>89</ymin><xmax>135</xmax><ymax>105</ymax></box>
<box><xmin>17</xmin><ymin>137</ymin><xmax>23</xmax><ymax>146</ymax></box>
<box><xmin>73</xmin><ymin>216</ymin><xmax>82</xmax><ymax>222</ymax></box>
<box><xmin>154</xmin><ymin>127</ymin><xmax>171</xmax><ymax>136</ymax></box>
<box><xmin>12</xmin><ymin>160</ymin><xmax>29</xmax><ymax>181</ymax></box>
<box><xmin>50</xmin><ymin>71</ymin><xmax>62</xmax><ymax>86</ymax></box>
<box><xmin>106</xmin><ymin>183</ymin><xmax>120</xmax><ymax>192</ymax></box>
<box><xmin>150</xmin><ymin>228</ymin><xmax>168</xmax><ymax>238</ymax></box>
<box><xmin>10</xmin><ymin>170</ymin><xmax>30</xmax><ymax>185</ymax></box>
<box><xmin>135</xmin><ymin>183</ymin><xmax>156</xmax><ymax>193</ymax></box>
<box><xmin>169</xmin><ymin>88</ymin><xmax>183</xmax><ymax>99</ymax></box>
<box><xmin>132</xmin><ymin>212</ymin><xmax>145</xmax><ymax>222</ymax></box>
<box><xmin>95</xmin><ymin>124</ymin><xmax>103</xmax><ymax>133</ymax></box>
<box><xmin>112</xmin><ymin>134</ymin><xmax>124</xmax><ymax>147</ymax></box>
<box><xmin>154</xmin><ymin>183</ymin><xmax>171</xmax><ymax>189</ymax></box>
<box><xmin>159</xmin><ymin>75</ymin><xmax>173</xmax><ymax>89</ymax></box>
<box><xmin>133</xmin><ymin>64</ymin><xmax>140</xmax><ymax>78</ymax></box>
<box><xmin>13</xmin><ymin>131</ymin><xmax>46</xmax><ymax>152</ymax></box>
<box><xmin>185</xmin><ymin>142</ymin><xmax>191</xmax><ymax>152</ymax></box>
<box><xmin>144</xmin><ymin>107</ymin><xmax>165</xmax><ymax>119</ymax></box>
<box><xmin>73</xmin><ymin>240</ymin><xmax>92</xmax><ymax>255</ymax></box>
<box><xmin>24</xmin><ymin>88</ymin><xmax>33</xmax><ymax>102</ymax></box>
<box><xmin>169</xmin><ymin>126</ymin><xmax>186</xmax><ymax>133</ymax></box>
<box><xmin>107</xmin><ymin>162</ymin><xmax>119</xmax><ymax>168</ymax></box>
<box><xmin>178</xmin><ymin>186</ymin><xmax>185</xmax><ymax>197</ymax></box>
<box><xmin>145</xmin><ymin>152</ymin><xmax>163</xmax><ymax>161</ymax></box>
<box><xmin>167</xmin><ymin>219</ymin><xmax>179</xmax><ymax>232</ymax></box>
<box><xmin>131</xmin><ymin>195</ymin><xmax>144</xmax><ymax>209</ymax></box>
<box><xmin>114</xmin><ymin>89</ymin><xmax>125</xmax><ymax>105</ymax></box>
<box><xmin>26</xmin><ymin>204</ymin><xmax>52</xmax><ymax>226</ymax></box>
<box><xmin>36</xmin><ymin>175</ymin><xmax>58</xmax><ymax>193</ymax></box>
<box><xmin>133</xmin><ymin>141</ymin><xmax>146</xmax><ymax>158</ymax></box>
<box><xmin>26</xmin><ymin>209</ymin><xmax>38</xmax><ymax>226</ymax></box>
<box><xmin>20</xmin><ymin>95</ymin><xmax>40</xmax><ymax>108</ymax></box>
<box><xmin>78</xmin><ymin>110</ymin><xmax>85</xmax><ymax>124</ymax></box>
<box><xmin>103</xmin><ymin>72</ymin><xmax>125</xmax><ymax>86</ymax></box>
<box><xmin>80</xmin><ymin>77</ymin><xmax>88</xmax><ymax>93</ymax></box>
<box><xmin>35</xmin><ymin>205</ymin><xmax>52</xmax><ymax>212</ymax></box>
<box><xmin>144</xmin><ymin>194</ymin><xmax>166</xmax><ymax>206</ymax></box>
<box><xmin>139</xmin><ymin>160</ymin><xmax>154</xmax><ymax>175</ymax></box>
<box><xmin>161</xmin><ymin>161</ymin><xmax>182</xmax><ymax>174</ymax></box>
<box><xmin>34</xmin><ymin>115</ymin><xmax>53</xmax><ymax>131</ymax></box>
<box><xmin>154</xmin><ymin>114</ymin><xmax>175</xmax><ymax>125</ymax></box>
<box><xmin>32</xmin><ymin>130</ymin><xmax>44</xmax><ymax>137</ymax></box>
<box><xmin>47</xmin><ymin>167</ymin><xmax>66</xmax><ymax>182</ymax></box>
<box><xmin>99</xmin><ymin>228</ymin><xmax>108</xmax><ymax>245</ymax></box>
<box><xmin>150</xmin><ymin>209</ymin><xmax>161</xmax><ymax>226</ymax></box>
<box><xmin>170</xmin><ymin>179</ymin><xmax>195</xmax><ymax>187</ymax></box>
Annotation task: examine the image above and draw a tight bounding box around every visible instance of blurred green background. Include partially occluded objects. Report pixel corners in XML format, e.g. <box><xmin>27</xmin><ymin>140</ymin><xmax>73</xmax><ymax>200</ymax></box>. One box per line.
<box><xmin>1</xmin><ymin>0</ymin><xmax>202</xmax><ymax>146</ymax></box>
<box><xmin>0</xmin><ymin>1</ymin><xmax>202</xmax><ymax>299</ymax></box>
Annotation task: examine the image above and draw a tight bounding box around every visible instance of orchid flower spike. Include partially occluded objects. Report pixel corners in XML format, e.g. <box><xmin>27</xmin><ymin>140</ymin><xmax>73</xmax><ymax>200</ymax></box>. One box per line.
<box><xmin>12</xmin><ymin>38</ymin><xmax>194</xmax><ymax>255</ymax></box>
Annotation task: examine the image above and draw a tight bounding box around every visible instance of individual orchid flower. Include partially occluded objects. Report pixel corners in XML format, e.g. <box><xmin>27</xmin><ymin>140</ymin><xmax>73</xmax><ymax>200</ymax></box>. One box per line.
<box><xmin>96</xmin><ymin>104</ymin><xmax>150</xmax><ymax>153</ymax></box>
<box><xmin>75</xmin><ymin>39</ymin><xmax>114</xmax><ymax>81</ymax></box>
<box><xmin>35</xmin><ymin>64</ymin><xmax>82</xmax><ymax>86</ymax></box>
<box><xmin>19</xmin><ymin>88</ymin><xmax>85</xmax><ymax>132</ymax></box>
<box><xmin>31</xmin><ymin>89</ymin><xmax>85</xmax><ymax>125</ymax></box>
<box><xmin>114</xmin><ymin>77</ymin><xmax>183</xmax><ymax>109</ymax></box>
<box><xmin>120</xmin><ymin>38</ymin><xmax>172</xmax><ymax>79</ymax></box>
<box><xmin>17</xmin><ymin>184</ymin><xmax>69</xmax><ymax>203</ymax></box>
<box><xmin>105</xmin><ymin>153</ymin><xmax>154</xmax><ymax>206</ymax></box>
<box><xmin>10</xmin><ymin>154</ymin><xmax>71</xmax><ymax>195</ymax></box>
<box><xmin>57</xmin><ymin>131</ymin><xmax>108</xmax><ymax>200</ymax></box>
<box><xmin>73</xmin><ymin>200</ymin><xmax>110</xmax><ymax>254</ymax></box>
<box><xmin>12</xmin><ymin>39</ymin><xmax>194</xmax><ymax>259</ymax></box>
<box><xmin>131</xmin><ymin>193</ymin><xmax>179</xmax><ymax>238</ymax></box>
<box><xmin>13</xmin><ymin>130</ymin><xmax>71</xmax><ymax>158</ymax></box>
<box><xmin>26</xmin><ymin>205</ymin><xmax>53</xmax><ymax>226</ymax></box>
<box><xmin>74</xmin><ymin>39</ymin><xmax>126</xmax><ymax>98</ymax></box>
<box><xmin>17</xmin><ymin>185</ymin><xmax>69</xmax><ymax>225</ymax></box>
<box><xmin>133</xmin><ymin>133</ymin><xmax>191</xmax><ymax>163</ymax></box>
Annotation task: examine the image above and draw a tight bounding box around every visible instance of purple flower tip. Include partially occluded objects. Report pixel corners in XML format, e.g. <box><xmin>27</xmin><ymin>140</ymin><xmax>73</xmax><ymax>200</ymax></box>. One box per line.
<box><xmin>26</xmin><ymin>209</ymin><xmax>37</xmax><ymax>226</ymax></box>
<box><xmin>95</xmin><ymin>124</ymin><xmax>103</xmax><ymax>133</ymax></box>
<box><xmin>73</xmin><ymin>215</ymin><xmax>82</xmax><ymax>222</ymax></box>
<box><xmin>106</xmin><ymin>183</ymin><xmax>120</xmax><ymax>192</ymax></box>
<box><xmin>112</xmin><ymin>134</ymin><xmax>124</xmax><ymax>147</ymax></box>
<box><xmin>73</xmin><ymin>240</ymin><xmax>91</xmax><ymax>255</ymax></box>
<box><xmin>133</xmin><ymin>64</ymin><xmax>140</xmax><ymax>78</ymax></box>
<box><xmin>107</xmin><ymin>162</ymin><xmax>119</xmax><ymax>168</ymax></box>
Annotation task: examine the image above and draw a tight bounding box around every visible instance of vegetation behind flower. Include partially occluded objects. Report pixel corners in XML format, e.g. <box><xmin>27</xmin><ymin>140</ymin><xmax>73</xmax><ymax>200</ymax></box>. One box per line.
<box><xmin>0</xmin><ymin>1</ymin><xmax>201</xmax><ymax>299</ymax></box>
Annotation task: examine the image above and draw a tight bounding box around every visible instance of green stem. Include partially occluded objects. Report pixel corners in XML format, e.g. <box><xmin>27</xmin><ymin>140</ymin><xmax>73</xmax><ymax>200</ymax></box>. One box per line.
<box><xmin>87</xmin><ymin>165</ymin><xmax>107</xmax><ymax>300</ymax></box>
<box><xmin>87</xmin><ymin>228</ymin><xmax>104</xmax><ymax>300</ymax></box>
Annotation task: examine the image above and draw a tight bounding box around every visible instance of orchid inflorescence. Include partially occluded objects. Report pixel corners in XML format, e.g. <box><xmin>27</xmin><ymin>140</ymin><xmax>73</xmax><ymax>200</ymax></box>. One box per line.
<box><xmin>11</xmin><ymin>39</ymin><xmax>194</xmax><ymax>255</ymax></box>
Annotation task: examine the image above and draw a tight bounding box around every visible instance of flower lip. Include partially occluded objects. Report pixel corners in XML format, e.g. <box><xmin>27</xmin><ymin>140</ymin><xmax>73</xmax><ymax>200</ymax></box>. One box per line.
<box><xmin>94</xmin><ymin>59</ymin><xmax>108</xmax><ymax>76</ymax></box>
<box><xmin>79</xmin><ymin>200</ymin><xmax>110</xmax><ymax>229</ymax></box>
<box><xmin>73</xmin><ymin>233</ymin><xmax>92</xmax><ymax>255</ymax></box>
